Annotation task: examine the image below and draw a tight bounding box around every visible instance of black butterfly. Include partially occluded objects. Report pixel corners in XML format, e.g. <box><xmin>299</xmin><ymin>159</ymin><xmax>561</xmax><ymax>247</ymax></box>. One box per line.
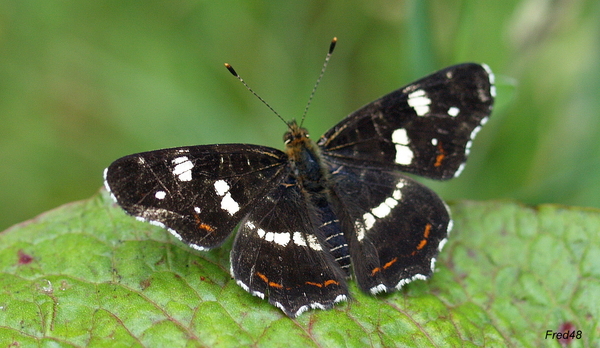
<box><xmin>104</xmin><ymin>41</ymin><xmax>494</xmax><ymax>317</ymax></box>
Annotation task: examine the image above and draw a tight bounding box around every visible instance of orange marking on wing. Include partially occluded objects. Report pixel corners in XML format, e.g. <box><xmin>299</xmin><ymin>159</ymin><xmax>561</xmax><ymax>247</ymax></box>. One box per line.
<box><xmin>255</xmin><ymin>272</ymin><xmax>284</xmax><ymax>289</ymax></box>
<box><xmin>371</xmin><ymin>257</ymin><xmax>398</xmax><ymax>276</ymax></box>
<box><xmin>269</xmin><ymin>281</ymin><xmax>284</xmax><ymax>289</ymax></box>
<box><xmin>323</xmin><ymin>279</ymin><xmax>339</xmax><ymax>287</ymax></box>
<box><xmin>423</xmin><ymin>223</ymin><xmax>431</xmax><ymax>238</ymax></box>
<box><xmin>256</xmin><ymin>272</ymin><xmax>269</xmax><ymax>283</ymax></box>
<box><xmin>434</xmin><ymin>144</ymin><xmax>446</xmax><ymax>167</ymax></box>
<box><xmin>198</xmin><ymin>223</ymin><xmax>215</xmax><ymax>232</ymax></box>
<box><xmin>193</xmin><ymin>214</ymin><xmax>215</xmax><ymax>232</ymax></box>
<box><xmin>416</xmin><ymin>223</ymin><xmax>432</xmax><ymax>250</ymax></box>
<box><xmin>306</xmin><ymin>279</ymin><xmax>339</xmax><ymax>288</ymax></box>
<box><xmin>383</xmin><ymin>257</ymin><xmax>398</xmax><ymax>270</ymax></box>
<box><xmin>434</xmin><ymin>154</ymin><xmax>444</xmax><ymax>167</ymax></box>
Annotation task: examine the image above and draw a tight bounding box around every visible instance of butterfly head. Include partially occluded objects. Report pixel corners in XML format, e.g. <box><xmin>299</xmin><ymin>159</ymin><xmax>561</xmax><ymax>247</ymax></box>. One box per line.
<box><xmin>283</xmin><ymin>120</ymin><xmax>310</xmax><ymax>148</ymax></box>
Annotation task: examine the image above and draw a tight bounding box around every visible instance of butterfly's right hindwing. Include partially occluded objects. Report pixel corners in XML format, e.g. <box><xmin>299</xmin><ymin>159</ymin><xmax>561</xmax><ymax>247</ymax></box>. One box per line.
<box><xmin>326</xmin><ymin>164</ymin><xmax>450</xmax><ymax>294</ymax></box>
<box><xmin>104</xmin><ymin>144</ymin><xmax>288</xmax><ymax>249</ymax></box>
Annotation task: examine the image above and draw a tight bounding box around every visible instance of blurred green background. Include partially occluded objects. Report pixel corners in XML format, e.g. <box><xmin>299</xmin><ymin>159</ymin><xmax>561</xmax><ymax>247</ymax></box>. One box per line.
<box><xmin>1</xmin><ymin>1</ymin><xmax>599</xmax><ymax>231</ymax></box>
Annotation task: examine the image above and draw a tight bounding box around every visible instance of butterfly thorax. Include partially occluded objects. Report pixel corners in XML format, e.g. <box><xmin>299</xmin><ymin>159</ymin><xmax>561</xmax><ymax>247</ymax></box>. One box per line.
<box><xmin>284</xmin><ymin>121</ymin><xmax>328</xmax><ymax>193</ymax></box>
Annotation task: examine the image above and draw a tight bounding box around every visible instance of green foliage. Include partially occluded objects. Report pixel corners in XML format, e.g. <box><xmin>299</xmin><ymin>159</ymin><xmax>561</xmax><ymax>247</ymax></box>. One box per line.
<box><xmin>0</xmin><ymin>192</ymin><xmax>598</xmax><ymax>347</ymax></box>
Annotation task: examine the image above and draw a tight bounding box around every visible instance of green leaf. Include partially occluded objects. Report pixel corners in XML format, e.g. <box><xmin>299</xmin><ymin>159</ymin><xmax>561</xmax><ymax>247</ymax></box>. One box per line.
<box><xmin>1</xmin><ymin>192</ymin><xmax>598</xmax><ymax>347</ymax></box>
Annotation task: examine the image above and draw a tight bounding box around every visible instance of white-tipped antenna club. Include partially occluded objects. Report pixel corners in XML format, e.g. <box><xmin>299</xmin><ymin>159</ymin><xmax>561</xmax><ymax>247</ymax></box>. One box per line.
<box><xmin>224</xmin><ymin>62</ymin><xmax>287</xmax><ymax>125</ymax></box>
<box><xmin>224</xmin><ymin>37</ymin><xmax>338</xmax><ymax>128</ymax></box>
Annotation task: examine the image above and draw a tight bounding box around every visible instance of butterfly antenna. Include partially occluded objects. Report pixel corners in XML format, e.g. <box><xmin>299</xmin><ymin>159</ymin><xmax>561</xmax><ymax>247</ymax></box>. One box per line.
<box><xmin>300</xmin><ymin>37</ymin><xmax>337</xmax><ymax>127</ymax></box>
<box><xmin>224</xmin><ymin>63</ymin><xmax>288</xmax><ymax>127</ymax></box>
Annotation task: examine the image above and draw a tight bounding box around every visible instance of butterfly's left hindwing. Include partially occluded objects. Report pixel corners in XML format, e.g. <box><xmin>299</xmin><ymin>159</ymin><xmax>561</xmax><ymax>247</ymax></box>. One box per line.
<box><xmin>231</xmin><ymin>180</ymin><xmax>348</xmax><ymax>317</ymax></box>
<box><xmin>104</xmin><ymin>144</ymin><xmax>288</xmax><ymax>249</ymax></box>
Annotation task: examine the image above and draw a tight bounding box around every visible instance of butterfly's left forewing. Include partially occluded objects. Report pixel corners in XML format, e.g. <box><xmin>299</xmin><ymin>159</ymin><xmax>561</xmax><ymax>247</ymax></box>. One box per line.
<box><xmin>104</xmin><ymin>144</ymin><xmax>289</xmax><ymax>249</ymax></box>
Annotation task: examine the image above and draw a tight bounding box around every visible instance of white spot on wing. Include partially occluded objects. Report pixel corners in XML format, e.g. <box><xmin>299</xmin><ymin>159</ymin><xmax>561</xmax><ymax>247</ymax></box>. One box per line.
<box><xmin>292</xmin><ymin>232</ymin><xmax>322</xmax><ymax>250</ymax></box>
<box><xmin>293</xmin><ymin>232</ymin><xmax>306</xmax><ymax>246</ymax></box>
<box><xmin>273</xmin><ymin>232</ymin><xmax>291</xmax><ymax>246</ymax></box>
<box><xmin>172</xmin><ymin>156</ymin><xmax>193</xmax><ymax>181</ymax></box>
<box><xmin>392</xmin><ymin>128</ymin><xmax>413</xmax><ymax>165</ymax></box>
<box><xmin>237</xmin><ymin>280</ymin><xmax>265</xmax><ymax>299</ymax></box>
<box><xmin>213</xmin><ymin>180</ymin><xmax>239</xmax><ymax>215</ymax></box>
<box><xmin>465</xmin><ymin>140</ymin><xmax>473</xmax><ymax>156</ymax></box>
<box><xmin>189</xmin><ymin>243</ymin><xmax>209</xmax><ymax>251</ymax></box>
<box><xmin>448</xmin><ymin>106</ymin><xmax>460</xmax><ymax>117</ymax></box>
<box><xmin>221</xmin><ymin>192</ymin><xmax>239</xmax><ymax>215</ymax></box>
<box><xmin>214</xmin><ymin>180</ymin><xmax>230</xmax><ymax>196</ymax></box>
<box><xmin>236</xmin><ymin>279</ymin><xmax>250</xmax><ymax>292</ymax></box>
<box><xmin>362</xmin><ymin>213</ymin><xmax>376</xmax><ymax>231</ymax></box>
<box><xmin>392</xmin><ymin>128</ymin><xmax>409</xmax><ymax>144</ymax></box>
<box><xmin>263</xmin><ymin>231</ymin><xmax>291</xmax><ymax>246</ymax></box>
<box><xmin>395</xmin><ymin>274</ymin><xmax>427</xmax><ymax>290</ymax></box>
<box><xmin>371</xmin><ymin>196</ymin><xmax>399</xmax><ymax>219</ymax></box>
<box><xmin>438</xmin><ymin>238</ymin><xmax>448</xmax><ymax>252</ymax></box>
<box><xmin>482</xmin><ymin>64</ymin><xmax>496</xmax><ymax>97</ymax></box>
<box><xmin>310</xmin><ymin>302</ymin><xmax>326</xmax><ymax>310</ymax></box>
<box><xmin>103</xmin><ymin>168</ymin><xmax>118</xmax><ymax>202</ymax></box>
<box><xmin>407</xmin><ymin>89</ymin><xmax>431</xmax><ymax>116</ymax></box>
<box><xmin>334</xmin><ymin>294</ymin><xmax>347</xmax><ymax>303</ymax></box>
<box><xmin>371</xmin><ymin>202</ymin><xmax>391</xmax><ymax>218</ymax></box>
<box><xmin>384</xmin><ymin>197</ymin><xmax>398</xmax><ymax>209</ymax></box>
<box><xmin>146</xmin><ymin>219</ymin><xmax>166</xmax><ymax>230</ymax></box>
<box><xmin>446</xmin><ymin>218</ymin><xmax>454</xmax><ymax>234</ymax></box>
<box><xmin>356</xmin><ymin>223</ymin><xmax>367</xmax><ymax>242</ymax></box>
<box><xmin>470</xmin><ymin>124</ymin><xmax>483</xmax><ymax>141</ymax></box>
<box><xmin>482</xmin><ymin>63</ymin><xmax>495</xmax><ymax>84</ymax></box>
<box><xmin>370</xmin><ymin>284</ymin><xmax>387</xmax><ymax>295</ymax></box>
<box><xmin>291</xmin><ymin>304</ymin><xmax>309</xmax><ymax>317</ymax></box>
<box><xmin>306</xmin><ymin>235</ymin><xmax>322</xmax><ymax>251</ymax></box>
<box><xmin>357</xmin><ymin>179</ymin><xmax>406</xmax><ymax>241</ymax></box>
<box><xmin>154</xmin><ymin>191</ymin><xmax>166</xmax><ymax>200</ymax></box>
<box><xmin>454</xmin><ymin>162</ymin><xmax>466</xmax><ymax>178</ymax></box>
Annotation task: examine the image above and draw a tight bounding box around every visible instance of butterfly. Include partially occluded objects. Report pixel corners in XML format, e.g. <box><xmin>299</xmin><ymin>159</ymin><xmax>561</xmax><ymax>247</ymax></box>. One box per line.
<box><xmin>104</xmin><ymin>39</ymin><xmax>495</xmax><ymax>317</ymax></box>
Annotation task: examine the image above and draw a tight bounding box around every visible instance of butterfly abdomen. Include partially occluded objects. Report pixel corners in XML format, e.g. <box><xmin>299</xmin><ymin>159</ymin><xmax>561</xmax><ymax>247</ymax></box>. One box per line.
<box><xmin>284</xmin><ymin>121</ymin><xmax>352</xmax><ymax>274</ymax></box>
